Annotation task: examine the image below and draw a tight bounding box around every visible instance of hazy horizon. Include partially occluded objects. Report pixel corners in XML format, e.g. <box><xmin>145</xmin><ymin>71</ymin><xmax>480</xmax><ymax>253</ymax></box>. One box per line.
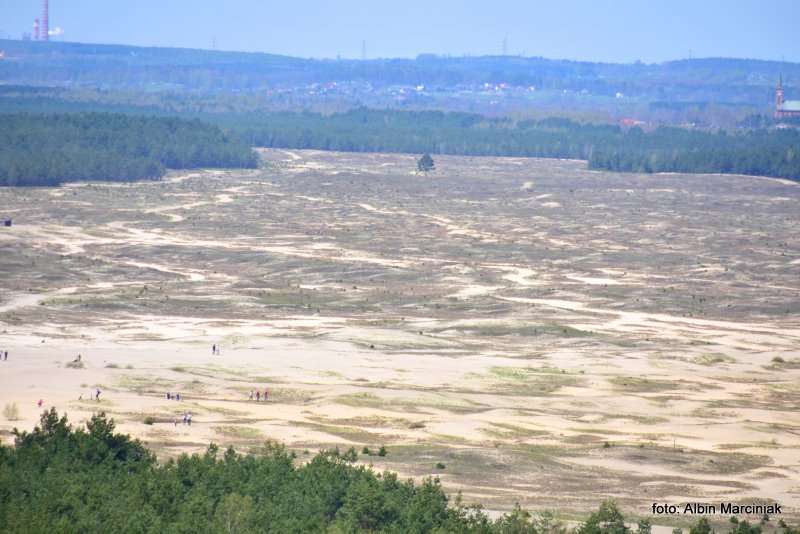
<box><xmin>1</xmin><ymin>0</ymin><xmax>799</xmax><ymax>63</ymax></box>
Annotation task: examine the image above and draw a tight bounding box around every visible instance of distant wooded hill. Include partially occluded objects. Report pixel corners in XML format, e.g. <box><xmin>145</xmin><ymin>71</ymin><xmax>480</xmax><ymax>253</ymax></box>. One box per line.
<box><xmin>1</xmin><ymin>39</ymin><xmax>798</xmax><ymax>109</ymax></box>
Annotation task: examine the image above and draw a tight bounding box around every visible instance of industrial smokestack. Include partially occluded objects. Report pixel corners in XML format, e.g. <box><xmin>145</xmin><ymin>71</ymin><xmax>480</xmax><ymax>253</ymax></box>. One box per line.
<box><xmin>41</xmin><ymin>0</ymin><xmax>49</xmax><ymax>42</ymax></box>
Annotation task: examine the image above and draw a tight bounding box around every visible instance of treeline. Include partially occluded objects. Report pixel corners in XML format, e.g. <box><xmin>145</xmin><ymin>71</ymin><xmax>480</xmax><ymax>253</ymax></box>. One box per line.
<box><xmin>229</xmin><ymin>110</ymin><xmax>622</xmax><ymax>157</ymax></box>
<box><xmin>0</xmin><ymin>113</ymin><xmax>257</xmax><ymax>187</ymax></box>
<box><xmin>2</xmin><ymin>107</ymin><xmax>798</xmax><ymax>183</ymax></box>
<box><xmin>588</xmin><ymin>127</ymin><xmax>800</xmax><ymax>177</ymax></box>
<box><xmin>226</xmin><ymin>109</ymin><xmax>800</xmax><ymax>181</ymax></box>
<box><xmin>1</xmin><ymin>410</ymin><xmax>796</xmax><ymax>534</ymax></box>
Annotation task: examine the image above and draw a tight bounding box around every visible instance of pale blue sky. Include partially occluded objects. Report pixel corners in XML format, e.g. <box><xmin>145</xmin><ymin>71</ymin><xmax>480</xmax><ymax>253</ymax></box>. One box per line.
<box><xmin>1</xmin><ymin>0</ymin><xmax>798</xmax><ymax>63</ymax></box>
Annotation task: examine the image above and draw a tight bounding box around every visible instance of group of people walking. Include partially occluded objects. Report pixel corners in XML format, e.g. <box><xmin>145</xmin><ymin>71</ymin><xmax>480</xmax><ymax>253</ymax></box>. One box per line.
<box><xmin>249</xmin><ymin>389</ymin><xmax>269</xmax><ymax>402</ymax></box>
<box><xmin>175</xmin><ymin>412</ymin><xmax>192</xmax><ymax>426</ymax></box>
<box><xmin>24</xmin><ymin>341</ymin><xmax>276</xmax><ymax>436</ymax></box>
<box><xmin>0</xmin><ymin>350</ymin><xmax>8</xmax><ymax>360</ymax></box>
<box><xmin>79</xmin><ymin>388</ymin><xmax>101</xmax><ymax>401</ymax></box>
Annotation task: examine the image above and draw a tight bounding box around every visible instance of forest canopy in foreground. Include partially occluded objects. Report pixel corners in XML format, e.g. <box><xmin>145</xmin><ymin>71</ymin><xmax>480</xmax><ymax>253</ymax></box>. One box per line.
<box><xmin>0</xmin><ymin>113</ymin><xmax>257</xmax><ymax>187</ymax></box>
<box><xmin>0</xmin><ymin>410</ymin><xmax>796</xmax><ymax>534</ymax></box>
<box><xmin>229</xmin><ymin>109</ymin><xmax>800</xmax><ymax>181</ymax></box>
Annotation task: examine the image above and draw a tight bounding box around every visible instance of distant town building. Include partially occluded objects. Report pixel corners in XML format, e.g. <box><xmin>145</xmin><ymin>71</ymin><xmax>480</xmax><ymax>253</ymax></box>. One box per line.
<box><xmin>775</xmin><ymin>76</ymin><xmax>800</xmax><ymax>119</ymax></box>
<box><xmin>620</xmin><ymin>118</ymin><xmax>646</xmax><ymax>127</ymax></box>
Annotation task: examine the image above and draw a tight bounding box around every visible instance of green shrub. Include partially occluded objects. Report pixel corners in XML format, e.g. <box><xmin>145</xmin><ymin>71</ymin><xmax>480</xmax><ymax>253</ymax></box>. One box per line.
<box><xmin>143</xmin><ymin>416</ymin><xmax>155</xmax><ymax>425</ymax></box>
<box><xmin>343</xmin><ymin>447</ymin><xmax>358</xmax><ymax>462</ymax></box>
<box><xmin>377</xmin><ymin>445</ymin><xmax>387</xmax><ymax>457</ymax></box>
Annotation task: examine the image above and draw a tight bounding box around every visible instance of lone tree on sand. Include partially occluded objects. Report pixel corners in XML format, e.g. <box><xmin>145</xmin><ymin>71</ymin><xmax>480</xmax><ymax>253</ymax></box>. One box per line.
<box><xmin>417</xmin><ymin>153</ymin><xmax>435</xmax><ymax>174</ymax></box>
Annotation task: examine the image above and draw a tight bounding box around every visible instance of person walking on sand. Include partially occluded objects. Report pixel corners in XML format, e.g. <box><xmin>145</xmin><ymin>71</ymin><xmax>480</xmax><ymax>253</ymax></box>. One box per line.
<box><xmin>256</xmin><ymin>391</ymin><xmax>260</xmax><ymax>402</ymax></box>
<box><xmin>37</xmin><ymin>399</ymin><xmax>43</xmax><ymax>408</ymax></box>
<box><xmin>95</xmin><ymin>388</ymin><xmax>101</xmax><ymax>401</ymax></box>
<box><xmin>182</xmin><ymin>412</ymin><xmax>187</xmax><ymax>425</ymax></box>
<box><xmin>212</xmin><ymin>344</ymin><xmax>216</xmax><ymax>355</ymax></box>
<box><xmin>173</xmin><ymin>416</ymin><xmax>178</xmax><ymax>427</ymax></box>
<box><xmin>264</xmin><ymin>388</ymin><xmax>268</xmax><ymax>402</ymax></box>
<box><xmin>187</xmin><ymin>412</ymin><xmax>192</xmax><ymax>426</ymax></box>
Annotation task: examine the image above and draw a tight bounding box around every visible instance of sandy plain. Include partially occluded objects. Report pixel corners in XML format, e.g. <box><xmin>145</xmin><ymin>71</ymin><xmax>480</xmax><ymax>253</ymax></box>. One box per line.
<box><xmin>0</xmin><ymin>149</ymin><xmax>798</xmax><ymax>525</ymax></box>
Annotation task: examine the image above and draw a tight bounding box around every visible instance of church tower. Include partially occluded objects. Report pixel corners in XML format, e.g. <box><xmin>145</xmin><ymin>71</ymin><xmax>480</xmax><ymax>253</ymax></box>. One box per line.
<box><xmin>776</xmin><ymin>75</ymin><xmax>784</xmax><ymax>112</ymax></box>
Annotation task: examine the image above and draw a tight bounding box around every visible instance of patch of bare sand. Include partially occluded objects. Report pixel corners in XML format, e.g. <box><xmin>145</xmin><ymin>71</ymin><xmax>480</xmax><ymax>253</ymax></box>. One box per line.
<box><xmin>2</xmin><ymin>149</ymin><xmax>799</xmax><ymax>521</ymax></box>
<box><xmin>497</xmin><ymin>296</ymin><xmax>800</xmax><ymax>350</ymax></box>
